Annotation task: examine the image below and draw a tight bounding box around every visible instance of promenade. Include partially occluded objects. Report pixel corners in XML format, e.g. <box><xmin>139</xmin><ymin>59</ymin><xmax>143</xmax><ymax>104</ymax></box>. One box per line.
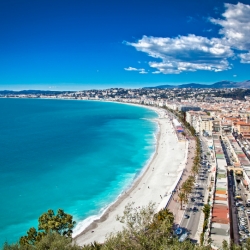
<box><xmin>167</xmin><ymin>138</ymin><xmax>196</xmax><ymax>224</ymax></box>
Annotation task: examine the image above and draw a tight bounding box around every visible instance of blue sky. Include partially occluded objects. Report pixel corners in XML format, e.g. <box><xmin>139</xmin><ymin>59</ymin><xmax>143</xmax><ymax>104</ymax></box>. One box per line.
<box><xmin>0</xmin><ymin>0</ymin><xmax>250</xmax><ymax>90</ymax></box>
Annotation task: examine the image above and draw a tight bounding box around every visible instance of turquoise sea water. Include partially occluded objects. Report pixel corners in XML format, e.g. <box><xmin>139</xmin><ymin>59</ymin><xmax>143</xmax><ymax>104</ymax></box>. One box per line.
<box><xmin>0</xmin><ymin>99</ymin><xmax>157</xmax><ymax>245</ymax></box>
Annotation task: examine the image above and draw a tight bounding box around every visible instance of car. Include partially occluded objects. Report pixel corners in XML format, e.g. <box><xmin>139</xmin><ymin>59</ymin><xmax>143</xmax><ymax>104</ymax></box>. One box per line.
<box><xmin>239</xmin><ymin>224</ymin><xmax>246</xmax><ymax>229</ymax></box>
<box><xmin>239</xmin><ymin>218</ymin><xmax>246</xmax><ymax>222</ymax></box>
<box><xmin>191</xmin><ymin>198</ymin><xmax>195</xmax><ymax>202</ymax></box>
<box><xmin>239</xmin><ymin>231</ymin><xmax>246</xmax><ymax>236</ymax></box>
<box><xmin>239</xmin><ymin>238</ymin><xmax>246</xmax><ymax>243</ymax></box>
<box><xmin>240</xmin><ymin>217</ymin><xmax>247</xmax><ymax>220</ymax></box>
<box><xmin>240</xmin><ymin>224</ymin><xmax>247</xmax><ymax>228</ymax></box>
<box><xmin>240</xmin><ymin>218</ymin><xmax>247</xmax><ymax>222</ymax></box>
<box><xmin>246</xmin><ymin>210</ymin><xmax>250</xmax><ymax>214</ymax></box>
<box><xmin>240</xmin><ymin>222</ymin><xmax>247</xmax><ymax>226</ymax></box>
<box><xmin>195</xmin><ymin>183</ymin><xmax>199</xmax><ymax>187</ymax></box>
<box><xmin>239</xmin><ymin>216</ymin><xmax>246</xmax><ymax>220</ymax></box>
<box><xmin>246</xmin><ymin>203</ymin><xmax>250</xmax><ymax>207</ymax></box>
<box><xmin>238</xmin><ymin>213</ymin><xmax>245</xmax><ymax>217</ymax></box>
<box><xmin>193</xmin><ymin>207</ymin><xmax>198</xmax><ymax>212</ymax></box>
<box><xmin>184</xmin><ymin>214</ymin><xmax>189</xmax><ymax>219</ymax></box>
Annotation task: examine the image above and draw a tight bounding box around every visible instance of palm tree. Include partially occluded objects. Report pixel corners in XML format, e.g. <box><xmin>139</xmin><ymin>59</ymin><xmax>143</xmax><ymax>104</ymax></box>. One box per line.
<box><xmin>191</xmin><ymin>165</ymin><xmax>199</xmax><ymax>176</ymax></box>
<box><xmin>187</xmin><ymin>175</ymin><xmax>195</xmax><ymax>184</ymax></box>
<box><xmin>181</xmin><ymin>181</ymin><xmax>192</xmax><ymax>199</ymax></box>
<box><xmin>155</xmin><ymin>208</ymin><xmax>174</xmax><ymax>224</ymax></box>
<box><xmin>178</xmin><ymin>192</ymin><xmax>186</xmax><ymax>210</ymax></box>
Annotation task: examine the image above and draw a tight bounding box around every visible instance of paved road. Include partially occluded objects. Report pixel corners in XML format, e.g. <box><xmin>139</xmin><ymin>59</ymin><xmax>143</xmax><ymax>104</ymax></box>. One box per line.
<box><xmin>221</xmin><ymin>139</ymin><xmax>233</xmax><ymax>166</ymax></box>
<box><xmin>180</xmin><ymin>136</ymin><xmax>210</xmax><ymax>239</ymax></box>
<box><xmin>228</xmin><ymin>170</ymin><xmax>240</xmax><ymax>244</ymax></box>
<box><xmin>180</xmin><ymin>176</ymin><xmax>207</xmax><ymax>238</ymax></box>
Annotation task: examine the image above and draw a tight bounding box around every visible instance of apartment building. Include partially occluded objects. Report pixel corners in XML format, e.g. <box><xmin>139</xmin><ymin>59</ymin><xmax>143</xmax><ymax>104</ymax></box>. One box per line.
<box><xmin>198</xmin><ymin>115</ymin><xmax>213</xmax><ymax>136</ymax></box>
<box><xmin>234</xmin><ymin>121</ymin><xmax>250</xmax><ymax>139</ymax></box>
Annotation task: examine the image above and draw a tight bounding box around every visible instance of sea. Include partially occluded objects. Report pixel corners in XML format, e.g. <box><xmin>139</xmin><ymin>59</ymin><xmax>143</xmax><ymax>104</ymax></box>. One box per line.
<box><xmin>0</xmin><ymin>98</ymin><xmax>158</xmax><ymax>245</ymax></box>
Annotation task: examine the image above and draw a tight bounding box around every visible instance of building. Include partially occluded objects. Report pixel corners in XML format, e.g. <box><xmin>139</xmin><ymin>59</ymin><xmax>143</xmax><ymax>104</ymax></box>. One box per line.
<box><xmin>212</xmin><ymin>119</ymin><xmax>221</xmax><ymax>133</ymax></box>
<box><xmin>234</xmin><ymin>122</ymin><xmax>250</xmax><ymax>139</ymax></box>
<box><xmin>198</xmin><ymin>115</ymin><xmax>213</xmax><ymax>136</ymax></box>
<box><xmin>179</xmin><ymin>105</ymin><xmax>201</xmax><ymax>112</ymax></box>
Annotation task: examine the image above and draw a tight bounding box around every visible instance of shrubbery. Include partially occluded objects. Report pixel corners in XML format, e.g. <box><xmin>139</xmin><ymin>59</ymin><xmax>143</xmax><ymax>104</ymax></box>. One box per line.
<box><xmin>3</xmin><ymin>204</ymin><xmax>213</xmax><ymax>250</ymax></box>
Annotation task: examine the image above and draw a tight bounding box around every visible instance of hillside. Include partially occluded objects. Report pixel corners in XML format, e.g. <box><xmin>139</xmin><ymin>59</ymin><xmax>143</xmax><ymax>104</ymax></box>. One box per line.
<box><xmin>146</xmin><ymin>80</ymin><xmax>250</xmax><ymax>89</ymax></box>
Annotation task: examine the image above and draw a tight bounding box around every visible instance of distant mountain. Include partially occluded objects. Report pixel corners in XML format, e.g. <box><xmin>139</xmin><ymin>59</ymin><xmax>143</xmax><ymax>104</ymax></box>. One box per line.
<box><xmin>145</xmin><ymin>80</ymin><xmax>250</xmax><ymax>89</ymax></box>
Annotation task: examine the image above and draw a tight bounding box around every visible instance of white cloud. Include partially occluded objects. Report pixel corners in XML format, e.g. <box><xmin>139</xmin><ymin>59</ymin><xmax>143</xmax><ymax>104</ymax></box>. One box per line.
<box><xmin>239</xmin><ymin>52</ymin><xmax>250</xmax><ymax>63</ymax></box>
<box><xmin>211</xmin><ymin>2</ymin><xmax>250</xmax><ymax>62</ymax></box>
<box><xmin>124</xmin><ymin>66</ymin><xmax>147</xmax><ymax>74</ymax></box>
<box><xmin>211</xmin><ymin>3</ymin><xmax>250</xmax><ymax>51</ymax></box>
<box><xmin>126</xmin><ymin>34</ymin><xmax>233</xmax><ymax>74</ymax></box>
<box><xmin>125</xmin><ymin>2</ymin><xmax>250</xmax><ymax>74</ymax></box>
<box><xmin>139</xmin><ymin>69</ymin><xmax>148</xmax><ymax>74</ymax></box>
<box><xmin>124</xmin><ymin>67</ymin><xmax>138</xmax><ymax>71</ymax></box>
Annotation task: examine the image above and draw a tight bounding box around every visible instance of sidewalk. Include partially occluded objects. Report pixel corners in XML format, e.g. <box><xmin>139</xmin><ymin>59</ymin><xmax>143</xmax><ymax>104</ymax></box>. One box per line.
<box><xmin>167</xmin><ymin>138</ymin><xmax>196</xmax><ymax>224</ymax></box>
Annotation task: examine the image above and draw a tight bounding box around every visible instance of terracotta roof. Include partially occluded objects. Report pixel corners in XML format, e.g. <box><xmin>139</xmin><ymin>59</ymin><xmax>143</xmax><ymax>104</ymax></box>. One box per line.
<box><xmin>235</xmin><ymin>122</ymin><xmax>250</xmax><ymax>126</ymax></box>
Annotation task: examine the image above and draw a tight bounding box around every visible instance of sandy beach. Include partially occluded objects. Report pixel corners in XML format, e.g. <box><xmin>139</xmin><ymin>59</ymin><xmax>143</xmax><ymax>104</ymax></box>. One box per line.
<box><xmin>74</xmin><ymin>107</ymin><xmax>187</xmax><ymax>246</ymax></box>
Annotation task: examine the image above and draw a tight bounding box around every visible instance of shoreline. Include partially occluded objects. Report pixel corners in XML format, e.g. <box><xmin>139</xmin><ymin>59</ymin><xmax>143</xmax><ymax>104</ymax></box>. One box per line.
<box><xmin>72</xmin><ymin>105</ymin><xmax>161</xmax><ymax>238</ymax></box>
<box><xmin>74</xmin><ymin>106</ymin><xmax>187</xmax><ymax>245</ymax></box>
<box><xmin>73</xmin><ymin>125</ymin><xmax>161</xmax><ymax>239</ymax></box>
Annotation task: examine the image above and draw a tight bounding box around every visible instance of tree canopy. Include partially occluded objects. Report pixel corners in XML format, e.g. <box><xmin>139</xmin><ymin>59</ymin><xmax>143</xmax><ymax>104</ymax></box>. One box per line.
<box><xmin>19</xmin><ymin>209</ymin><xmax>76</xmax><ymax>246</ymax></box>
<box><xmin>3</xmin><ymin>203</ymin><xmax>248</xmax><ymax>250</ymax></box>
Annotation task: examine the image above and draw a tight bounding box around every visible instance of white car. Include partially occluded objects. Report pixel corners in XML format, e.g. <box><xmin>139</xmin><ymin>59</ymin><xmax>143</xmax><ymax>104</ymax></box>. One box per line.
<box><xmin>240</xmin><ymin>219</ymin><xmax>247</xmax><ymax>222</ymax></box>
<box><xmin>246</xmin><ymin>210</ymin><xmax>250</xmax><ymax>214</ymax></box>
<box><xmin>194</xmin><ymin>183</ymin><xmax>199</xmax><ymax>187</ymax></box>
<box><xmin>240</xmin><ymin>222</ymin><xmax>247</xmax><ymax>226</ymax></box>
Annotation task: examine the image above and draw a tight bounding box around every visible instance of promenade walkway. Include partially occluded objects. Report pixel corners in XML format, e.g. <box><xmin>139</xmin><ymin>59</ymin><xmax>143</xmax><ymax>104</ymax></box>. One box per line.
<box><xmin>167</xmin><ymin>138</ymin><xmax>196</xmax><ymax>224</ymax></box>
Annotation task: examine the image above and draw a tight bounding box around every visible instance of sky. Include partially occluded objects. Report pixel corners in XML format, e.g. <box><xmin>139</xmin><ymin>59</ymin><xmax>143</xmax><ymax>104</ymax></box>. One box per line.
<box><xmin>0</xmin><ymin>0</ymin><xmax>250</xmax><ymax>90</ymax></box>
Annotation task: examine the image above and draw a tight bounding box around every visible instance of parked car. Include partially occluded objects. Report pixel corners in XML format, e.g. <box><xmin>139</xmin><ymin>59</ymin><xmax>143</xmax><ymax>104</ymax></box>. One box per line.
<box><xmin>240</xmin><ymin>222</ymin><xmax>247</xmax><ymax>226</ymax></box>
<box><xmin>184</xmin><ymin>214</ymin><xmax>189</xmax><ymax>219</ymax></box>
<box><xmin>239</xmin><ymin>218</ymin><xmax>247</xmax><ymax>221</ymax></box>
